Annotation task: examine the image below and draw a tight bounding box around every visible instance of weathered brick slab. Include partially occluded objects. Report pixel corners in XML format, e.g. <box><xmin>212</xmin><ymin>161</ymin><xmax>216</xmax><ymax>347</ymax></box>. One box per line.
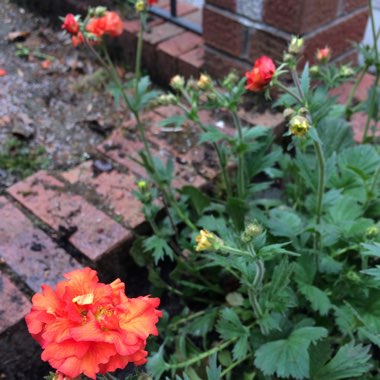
<box><xmin>0</xmin><ymin>272</ymin><xmax>31</xmax><ymax>334</ymax></box>
<box><xmin>62</xmin><ymin>162</ymin><xmax>146</xmax><ymax>229</ymax></box>
<box><xmin>8</xmin><ymin>172</ymin><xmax>131</xmax><ymax>262</ymax></box>
<box><xmin>0</xmin><ymin>197</ymin><xmax>81</xmax><ymax>292</ymax></box>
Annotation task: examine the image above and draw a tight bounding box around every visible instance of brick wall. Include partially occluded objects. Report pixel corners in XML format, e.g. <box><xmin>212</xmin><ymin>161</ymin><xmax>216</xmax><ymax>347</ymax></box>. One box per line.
<box><xmin>203</xmin><ymin>0</ymin><xmax>369</xmax><ymax>77</ymax></box>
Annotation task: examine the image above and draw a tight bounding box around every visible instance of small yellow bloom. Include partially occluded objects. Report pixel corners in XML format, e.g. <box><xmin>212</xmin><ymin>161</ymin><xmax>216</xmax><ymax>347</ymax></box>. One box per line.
<box><xmin>197</xmin><ymin>74</ymin><xmax>212</xmax><ymax>90</ymax></box>
<box><xmin>195</xmin><ymin>229</ymin><xmax>223</xmax><ymax>252</ymax></box>
<box><xmin>137</xmin><ymin>180</ymin><xmax>147</xmax><ymax>191</ymax></box>
<box><xmin>135</xmin><ymin>0</ymin><xmax>146</xmax><ymax>12</ymax></box>
<box><xmin>289</xmin><ymin>115</ymin><xmax>310</xmax><ymax>137</ymax></box>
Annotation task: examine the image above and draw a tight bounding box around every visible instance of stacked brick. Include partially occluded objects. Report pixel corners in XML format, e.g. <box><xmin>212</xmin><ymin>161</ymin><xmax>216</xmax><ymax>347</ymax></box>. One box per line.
<box><xmin>203</xmin><ymin>0</ymin><xmax>369</xmax><ymax>77</ymax></box>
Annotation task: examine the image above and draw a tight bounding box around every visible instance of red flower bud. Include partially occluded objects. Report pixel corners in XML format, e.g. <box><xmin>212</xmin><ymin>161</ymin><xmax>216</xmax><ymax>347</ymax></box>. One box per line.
<box><xmin>62</xmin><ymin>14</ymin><xmax>79</xmax><ymax>35</ymax></box>
<box><xmin>0</xmin><ymin>68</ymin><xmax>6</xmax><ymax>77</ymax></box>
<box><xmin>315</xmin><ymin>47</ymin><xmax>331</xmax><ymax>63</ymax></box>
<box><xmin>245</xmin><ymin>56</ymin><xmax>276</xmax><ymax>92</ymax></box>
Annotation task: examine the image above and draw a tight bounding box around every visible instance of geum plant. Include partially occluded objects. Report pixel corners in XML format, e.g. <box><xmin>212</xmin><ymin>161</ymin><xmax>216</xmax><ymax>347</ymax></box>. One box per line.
<box><xmin>35</xmin><ymin>4</ymin><xmax>380</xmax><ymax>380</ymax></box>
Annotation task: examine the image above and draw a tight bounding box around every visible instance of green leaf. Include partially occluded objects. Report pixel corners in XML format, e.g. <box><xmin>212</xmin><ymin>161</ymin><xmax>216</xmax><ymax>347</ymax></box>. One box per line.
<box><xmin>267</xmin><ymin>208</ymin><xmax>303</xmax><ymax>238</ymax></box>
<box><xmin>298</xmin><ymin>283</ymin><xmax>331</xmax><ymax>316</ymax></box>
<box><xmin>259</xmin><ymin>243</ymin><xmax>299</xmax><ymax>259</ymax></box>
<box><xmin>159</xmin><ymin>115</ymin><xmax>187</xmax><ymax>129</ymax></box>
<box><xmin>147</xmin><ymin>346</ymin><xmax>169</xmax><ymax>379</ymax></box>
<box><xmin>206</xmin><ymin>354</ymin><xmax>222</xmax><ymax>380</ymax></box>
<box><xmin>226</xmin><ymin>197</ymin><xmax>248</xmax><ymax>231</ymax></box>
<box><xmin>143</xmin><ymin>236</ymin><xmax>174</xmax><ymax>264</ymax></box>
<box><xmin>301</xmin><ymin>63</ymin><xmax>310</xmax><ymax>96</ymax></box>
<box><xmin>254</xmin><ymin>326</ymin><xmax>328</xmax><ymax>379</ymax></box>
<box><xmin>184</xmin><ymin>309</ymin><xmax>218</xmax><ymax>337</ymax></box>
<box><xmin>181</xmin><ymin>186</ymin><xmax>210</xmax><ymax>215</ymax></box>
<box><xmin>361</xmin><ymin>242</ymin><xmax>380</xmax><ymax>258</ymax></box>
<box><xmin>361</xmin><ymin>265</ymin><xmax>380</xmax><ymax>279</ymax></box>
<box><xmin>312</xmin><ymin>342</ymin><xmax>371</xmax><ymax>380</ymax></box>
<box><xmin>217</xmin><ymin>308</ymin><xmax>250</xmax><ymax>360</ymax></box>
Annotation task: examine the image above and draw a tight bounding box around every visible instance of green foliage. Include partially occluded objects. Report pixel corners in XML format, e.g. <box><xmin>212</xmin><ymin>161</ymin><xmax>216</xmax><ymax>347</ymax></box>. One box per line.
<box><xmin>254</xmin><ymin>327</ymin><xmax>328</xmax><ymax>379</ymax></box>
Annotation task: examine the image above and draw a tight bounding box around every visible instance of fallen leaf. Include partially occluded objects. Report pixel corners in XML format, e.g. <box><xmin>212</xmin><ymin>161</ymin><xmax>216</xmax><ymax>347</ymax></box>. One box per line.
<box><xmin>7</xmin><ymin>30</ymin><xmax>30</xmax><ymax>42</ymax></box>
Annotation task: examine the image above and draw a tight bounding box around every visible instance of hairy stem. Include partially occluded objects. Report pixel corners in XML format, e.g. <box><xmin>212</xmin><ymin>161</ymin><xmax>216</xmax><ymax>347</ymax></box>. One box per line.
<box><xmin>231</xmin><ymin>111</ymin><xmax>246</xmax><ymax>198</ymax></box>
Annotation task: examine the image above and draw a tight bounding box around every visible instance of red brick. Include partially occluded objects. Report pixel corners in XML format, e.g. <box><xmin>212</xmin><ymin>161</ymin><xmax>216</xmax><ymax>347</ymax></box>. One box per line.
<box><xmin>344</xmin><ymin>0</ymin><xmax>367</xmax><ymax>13</ymax></box>
<box><xmin>203</xmin><ymin>7</ymin><xmax>246</xmax><ymax>57</ymax></box>
<box><xmin>303</xmin><ymin>9</ymin><xmax>369</xmax><ymax>63</ymax></box>
<box><xmin>204</xmin><ymin>47</ymin><xmax>250</xmax><ymax>79</ymax></box>
<box><xmin>350</xmin><ymin>112</ymin><xmax>379</xmax><ymax>143</ymax></box>
<box><xmin>178</xmin><ymin>46</ymin><xmax>205</xmax><ymax>79</ymax></box>
<box><xmin>157</xmin><ymin>32</ymin><xmax>203</xmax><ymax>84</ymax></box>
<box><xmin>263</xmin><ymin>0</ymin><xmax>339</xmax><ymax>34</ymax></box>
<box><xmin>62</xmin><ymin>162</ymin><xmax>145</xmax><ymax>230</ymax></box>
<box><xmin>353</xmin><ymin>73</ymin><xmax>375</xmax><ymax>102</ymax></box>
<box><xmin>0</xmin><ymin>197</ymin><xmax>81</xmax><ymax>292</ymax></box>
<box><xmin>249</xmin><ymin>29</ymin><xmax>288</xmax><ymax>62</ymax></box>
<box><xmin>205</xmin><ymin>0</ymin><xmax>236</xmax><ymax>12</ymax></box>
<box><xmin>8</xmin><ymin>172</ymin><xmax>131</xmax><ymax>261</ymax></box>
<box><xmin>0</xmin><ymin>272</ymin><xmax>31</xmax><ymax>334</ymax></box>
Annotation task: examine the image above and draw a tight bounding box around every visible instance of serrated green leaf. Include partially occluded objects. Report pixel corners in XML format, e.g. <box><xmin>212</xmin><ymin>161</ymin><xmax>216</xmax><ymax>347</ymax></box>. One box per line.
<box><xmin>298</xmin><ymin>283</ymin><xmax>331</xmax><ymax>316</ymax></box>
<box><xmin>267</xmin><ymin>208</ymin><xmax>303</xmax><ymax>238</ymax></box>
<box><xmin>226</xmin><ymin>197</ymin><xmax>248</xmax><ymax>231</ymax></box>
<box><xmin>254</xmin><ymin>326</ymin><xmax>327</xmax><ymax>379</ymax></box>
<box><xmin>301</xmin><ymin>63</ymin><xmax>310</xmax><ymax>96</ymax></box>
<box><xmin>147</xmin><ymin>346</ymin><xmax>169</xmax><ymax>379</ymax></box>
<box><xmin>312</xmin><ymin>342</ymin><xmax>371</xmax><ymax>380</ymax></box>
<box><xmin>361</xmin><ymin>242</ymin><xmax>380</xmax><ymax>257</ymax></box>
<box><xmin>206</xmin><ymin>354</ymin><xmax>222</xmax><ymax>380</ymax></box>
<box><xmin>143</xmin><ymin>236</ymin><xmax>174</xmax><ymax>264</ymax></box>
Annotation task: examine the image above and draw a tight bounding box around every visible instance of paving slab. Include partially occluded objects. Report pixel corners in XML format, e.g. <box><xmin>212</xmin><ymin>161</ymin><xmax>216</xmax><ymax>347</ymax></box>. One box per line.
<box><xmin>0</xmin><ymin>197</ymin><xmax>81</xmax><ymax>292</ymax></box>
<box><xmin>7</xmin><ymin>171</ymin><xmax>132</xmax><ymax>261</ymax></box>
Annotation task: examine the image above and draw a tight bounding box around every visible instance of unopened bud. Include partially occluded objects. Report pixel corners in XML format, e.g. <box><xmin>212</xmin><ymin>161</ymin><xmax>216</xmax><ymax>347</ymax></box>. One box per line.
<box><xmin>366</xmin><ymin>225</ymin><xmax>380</xmax><ymax>239</ymax></box>
<box><xmin>346</xmin><ymin>270</ymin><xmax>361</xmax><ymax>283</ymax></box>
<box><xmin>310</xmin><ymin>65</ymin><xmax>319</xmax><ymax>75</ymax></box>
<box><xmin>283</xmin><ymin>108</ymin><xmax>295</xmax><ymax>120</ymax></box>
<box><xmin>197</xmin><ymin>74</ymin><xmax>212</xmax><ymax>90</ymax></box>
<box><xmin>222</xmin><ymin>71</ymin><xmax>239</xmax><ymax>88</ymax></box>
<box><xmin>241</xmin><ymin>223</ymin><xmax>263</xmax><ymax>243</ymax></box>
<box><xmin>170</xmin><ymin>75</ymin><xmax>185</xmax><ymax>90</ymax></box>
<box><xmin>94</xmin><ymin>6</ymin><xmax>107</xmax><ymax>17</ymax></box>
<box><xmin>156</xmin><ymin>93</ymin><xmax>177</xmax><ymax>106</ymax></box>
<box><xmin>289</xmin><ymin>36</ymin><xmax>304</xmax><ymax>55</ymax></box>
<box><xmin>289</xmin><ymin>115</ymin><xmax>310</xmax><ymax>137</ymax></box>
<box><xmin>315</xmin><ymin>46</ymin><xmax>331</xmax><ymax>63</ymax></box>
<box><xmin>135</xmin><ymin>0</ymin><xmax>146</xmax><ymax>12</ymax></box>
<box><xmin>339</xmin><ymin>65</ymin><xmax>354</xmax><ymax>77</ymax></box>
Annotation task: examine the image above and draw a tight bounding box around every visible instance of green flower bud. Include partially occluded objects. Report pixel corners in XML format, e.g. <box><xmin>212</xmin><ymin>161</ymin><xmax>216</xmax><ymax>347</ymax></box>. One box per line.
<box><xmin>289</xmin><ymin>36</ymin><xmax>304</xmax><ymax>55</ymax></box>
<box><xmin>241</xmin><ymin>222</ymin><xmax>263</xmax><ymax>243</ymax></box>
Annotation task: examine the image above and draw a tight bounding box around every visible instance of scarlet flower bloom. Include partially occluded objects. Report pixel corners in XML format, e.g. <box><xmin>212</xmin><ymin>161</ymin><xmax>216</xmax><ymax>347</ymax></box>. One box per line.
<box><xmin>148</xmin><ymin>0</ymin><xmax>158</xmax><ymax>5</ymax></box>
<box><xmin>0</xmin><ymin>68</ymin><xmax>6</xmax><ymax>77</ymax></box>
<box><xmin>316</xmin><ymin>47</ymin><xmax>331</xmax><ymax>63</ymax></box>
<box><xmin>62</xmin><ymin>14</ymin><xmax>80</xmax><ymax>35</ymax></box>
<box><xmin>25</xmin><ymin>267</ymin><xmax>162</xmax><ymax>379</ymax></box>
<box><xmin>72</xmin><ymin>32</ymin><xmax>84</xmax><ymax>47</ymax></box>
<box><xmin>246</xmin><ymin>56</ymin><xmax>276</xmax><ymax>92</ymax></box>
<box><xmin>86</xmin><ymin>11</ymin><xmax>123</xmax><ymax>38</ymax></box>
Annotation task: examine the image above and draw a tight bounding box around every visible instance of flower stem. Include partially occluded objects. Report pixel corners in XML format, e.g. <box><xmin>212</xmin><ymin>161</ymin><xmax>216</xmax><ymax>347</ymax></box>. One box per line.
<box><xmin>220</xmin><ymin>355</ymin><xmax>250</xmax><ymax>377</ymax></box>
<box><xmin>231</xmin><ymin>111</ymin><xmax>246</xmax><ymax>198</ymax></box>
<box><xmin>345</xmin><ymin>65</ymin><xmax>368</xmax><ymax>113</ymax></box>
<box><xmin>313</xmin><ymin>138</ymin><xmax>325</xmax><ymax>251</ymax></box>
<box><xmin>167</xmin><ymin>338</ymin><xmax>236</xmax><ymax>369</ymax></box>
<box><xmin>291</xmin><ymin>68</ymin><xmax>305</xmax><ymax>101</ymax></box>
<box><xmin>134</xmin><ymin>13</ymin><xmax>145</xmax><ymax>94</ymax></box>
<box><xmin>276</xmin><ymin>81</ymin><xmax>304</xmax><ymax>104</ymax></box>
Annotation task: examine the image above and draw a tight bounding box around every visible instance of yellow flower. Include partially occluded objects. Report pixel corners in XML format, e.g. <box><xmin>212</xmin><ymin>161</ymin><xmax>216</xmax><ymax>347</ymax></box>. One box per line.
<box><xmin>195</xmin><ymin>229</ymin><xmax>223</xmax><ymax>252</ymax></box>
<box><xmin>135</xmin><ymin>0</ymin><xmax>146</xmax><ymax>12</ymax></box>
<box><xmin>197</xmin><ymin>74</ymin><xmax>212</xmax><ymax>90</ymax></box>
<box><xmin>289</xmin><ymin>115</ymin><xmax>310</xmax><ymax>137</ymax></box>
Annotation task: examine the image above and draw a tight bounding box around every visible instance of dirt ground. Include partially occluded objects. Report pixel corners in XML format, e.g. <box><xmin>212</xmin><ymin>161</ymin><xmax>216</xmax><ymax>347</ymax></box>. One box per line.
<box><xmin>0</xmin><ymin>0</ymin><xmax>129</xmax><ymax>192</ymax></box>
